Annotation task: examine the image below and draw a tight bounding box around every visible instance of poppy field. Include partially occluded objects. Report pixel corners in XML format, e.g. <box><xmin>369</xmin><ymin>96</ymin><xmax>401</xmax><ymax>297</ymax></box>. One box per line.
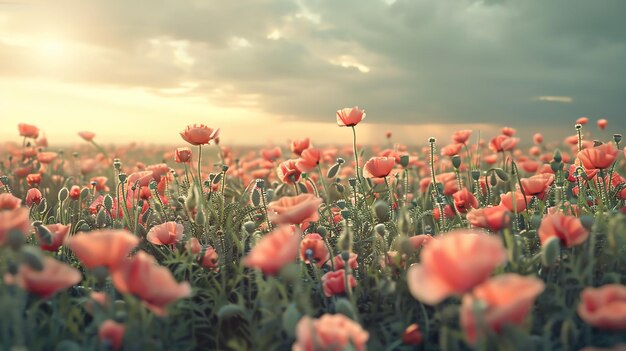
<box><xmin>1</xmin><ymin>111</ymin><xmax>625</xmax><ymax>351</ymax></box>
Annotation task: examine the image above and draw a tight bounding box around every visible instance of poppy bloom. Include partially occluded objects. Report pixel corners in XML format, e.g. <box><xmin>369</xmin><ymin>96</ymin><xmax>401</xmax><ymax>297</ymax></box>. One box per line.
<box><xmin>402</xmin><ymin>324</ymin><xmax>423</xmax><ymax>345</ymax></box>
<box><xmin>199</xmin><ymin>246</ymin><xmax>219</xmax><ymax>270</ymax></box>
<box><xmin>578</xmin><ymin>284</ymin><xmax>626</xmax><ymax>330</ymax></box>
<box><xmin>26</xmin><ymin>188</ymin><xmax>43</xmax><ymax>207</ymax></box>
<box><xmin>501</xmin><ymin>127</ymin><xmax>516</xmax><ymax>136</ymax></box>
<box><xmin>460</xmin><ymin>274</ymin><xmax>545</xmax><ymax>344</ymax></box>
<box><xmin>0</xmin><ymin>193</ymin><xmax>22</xmax><ymax>210</ymax></box>
<box><xmin>576</xmin><ymin>116</ymin><xmax>589</xmax><ymax>125</ymax></box>
<box><xmin>147</xmin><ymin>221</ymin><xmax>184</xmax><ymax>246</ymax></box>
<box><xmin>18</xmin><ymin>123</ymin><xmax>39</xmax><ymax>138</ymax></box>
<box><xmin>336</xmin><ymin>106</ymin><xmax>365</xmax><ymax>127</ymax></box>
<box><xmin>466</xmin><ymin>206</ymin><xmax>511</xmax><ymax>232</ymax></box>
<box><xmin>293</xmin><ymin>314</ymin><xmax>369</xmax><ymax>351</ymax></box>
<box><xmin>261</xmin><ymin>146</ymin><xmax>282</xmax><ymax>162</ymax></box>
<box><xmin>499</xmin><ymin>191</ymin><xmax>532</xmax><ymax>212</ymax></box>
<box><xmin>38</xmin><ymin>223</ymin><xmax>71</xmax><ymax>252</ymax></box>
<box><xmin>363</xmin><ymin>156</ymin><xmax>395</xmax><ymax>178</ymax></box>
<box><xmin>295</xmin><ymin>148</ymin><xmax>322</xmax><ymax>172</ymax></box>
<box><xmin>489</xmin><ymin>135</ymin><xmax>519</xmax><ymax>152</ymax></box>
<box><xmin>26</xmin><ymin>173</ymin><xmax>41</xmax><ymax>187</ymax></box>
<box><xmin>9</xmin><ymin>256</ymin><xmax>81</xmax><ymax>298</ymax></box>
<box><xmin>538</xmin><ymin>213</ymin><xmax>589</xmax><ymax>248</ymax></box>
<box><xmin>533</xmin><ymin>133</ymin><xmax>543</xmax><ymax>144</ymax></box>
<box><xmin>300</xmin><ymin>233</ymin><xmax>329</xmax><ymax>267</ymax></box>
<box><xmin>175</xmin><ymin>147</ymin><xmax>192</xmax><ymax>163</ymax></box>
<box><xmin>180</xmin><ymin>124</ymin><xmax>220</xmax><ymax>146</ymax></box>
<box><xmin>37</xmin><ymin>152</ymin><xmax>58</xmax><ymax>164</ymax></box>
<box><xmin>433</xmin><ymin>204</ymin><xmax>455</xmax><ymax>221</ymax></box>
<box><xmin>408</xmin><ymin>235</ymin><xmax>433</xmax><ymax>251</ymax></box>
<box><xmin>268</xmin><ymin>194</ymin><xmax>322</xmax><ymax>225</ymax></box>
<box><xmin>90</xmin><ymin>176</ymin><xmax>110</xmax><ymax>192</ymax></box>
<box><xmin>68</xmin><ymin>230</ymin><xmax>140</xmax><ymax>270</ymax></box>
<box><xmin>290</xmin><ymin>138</ymin><xmax>311</xmax><ymax>156</ymax></box>
<box><xmin>186</xmin><ymin>237</ymin><xmax>202</xmax><ymax>255</ymax></box>
<box><xmin>0</xmin><ymin>208</ymin><xmax>30</xmax><ymax>246</ymax></box>
<box><xmin>111</xmin><ymin>251</ymin><xmax>191</xmax><ymax>316</ymax></box>
<box><xmin>277</xmin><ymin>159</ymin><xmax>302</xmax><ymax>185</ymax></box>
<box><xmin>243</xmin><ymin>225</ymin><xmax>300</xmax><ymax>275</ymax></box>
<box><xmin>78</xmin><ymin>131</ymin><xmax>96</xmax><ymax>142</ymax></box>
<box><xmin>322</xmin><ymin>269</ymin><xmax>357</xmax><ymax>297</ymax></box>
<box><xmin>98</xmin><ymin>320</ymin><xmax>125</xmax><ymax>350</ymax></box>
<box><xmin>578</xmin><ymin>142</ymin><xmax>618</xmax><ymax>170</ymax></box>
<box><xmin>330</xmin><ymin>252</ymin><xmax>358</xmax><ymax>270</ymax></box>
<box><xmin>452</xmin><ymin>130</ymin><xmax>472</xmax><ymax>144</ymax></box>
<box><xmin>441</xmin><ymin>143</ymin><xmax>463</xmax><ymax>157</ymax></box>
<box><xmin>453</xmin><ymin>188</ymin><xmax>479</xmax><ymax>213</ymax></box>
<box><xmin>520</xmin><ymin>173</ymin><xmax>554</xmax><ymax>199</ymax></box>
<box><xmin>407</xmin><ymin>230</ymin><xmax>507</xmax><ymax>305</ymax></box>
<box><xmin>597</xmin><ymin>118</ymin><xmax>608</xmax><ymax>130</ymax></box>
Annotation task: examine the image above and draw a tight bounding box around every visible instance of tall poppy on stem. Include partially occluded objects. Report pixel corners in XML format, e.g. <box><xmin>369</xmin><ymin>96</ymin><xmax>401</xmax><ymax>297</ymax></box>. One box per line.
<box><xmin>337</xmin><ymin>107</ymin><xmax>365</xmax><ymax>181</ymax></box>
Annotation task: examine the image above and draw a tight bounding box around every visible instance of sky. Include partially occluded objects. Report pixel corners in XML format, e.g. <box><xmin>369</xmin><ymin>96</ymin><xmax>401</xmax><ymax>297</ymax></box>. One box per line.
<box><xmin>1</xmin><ymin>0</ymin><xmax>625</xmax><ymax>146</ymax></box>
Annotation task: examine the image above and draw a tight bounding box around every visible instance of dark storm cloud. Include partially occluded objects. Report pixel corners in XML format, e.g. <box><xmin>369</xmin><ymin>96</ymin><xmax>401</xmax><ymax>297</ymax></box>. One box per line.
<box><xmin>1</xmin><ymin>0</ymin><xmax>624</xmax><ymax>132</ymax></box>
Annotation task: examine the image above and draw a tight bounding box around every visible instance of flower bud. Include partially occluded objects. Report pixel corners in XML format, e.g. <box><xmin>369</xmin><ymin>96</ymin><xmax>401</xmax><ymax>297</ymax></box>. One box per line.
<box><xmin>327</xmin><ymin>163</ymin><xmax>341</xmax><ymax>179</ymax></box>
<box><xmin>580</xmin><ymin>215</ymin><xmax>594</xmax><ymax>231</ymax></box>
<box><xmin>490</xmin><ymin>172</ymin><xmax>498</xmax><ymax>187</ymax></box>
<box><xmin>80</xmin><ymin>187</ymin><xmax>90</xmax><ymax>199</ymax></box>
<box><xmin>282</xmin><ymin>303</ymin><xmax>302</xmax><ymax>338</ymax></box>
<box><xmin>348</xmin><ymin>178</ymin><xmax>357</xmax><ymax>187</ymax></box>
<box><xmin>375</xmin><ymin>223</ymin><xmax>386</xmax><ymax>236</ymax></box>
<box><xmin>243</xmin><ymin>221</ymin><xmax>256</xmax><ymax>234</ymax></box>
<box><xmin>553</xmin><ymin>149</ymin><xmax>562</xmax><ymax>163</ymax></box>
<box><xmin>542</xmin><ymin>236</ymin><xmax>561</xmax><ymax>267</ymax></box>
<box><xmin>494</xmin><ymin>168</ymin><xmax>509</xmax><ymax>181</ymax></box>
<box><xmin>374</xmin><ymin>200</ymin><xmax>390</xmax><ymax>222</ymax></box>
<box><xmin>7</xmin><ymin>229</ymin><xmax>25</xmax><ymax>251</ymax></box>
<box><xmin>334</xmin><ymin>298</ymin><xmax>357</xmax><ymax>320</ymax></box>
<box><xmin>317</xmin><ymin>226</ymin><xmax>328</xmax><ymax>237</ymax></box>
<box><xmin>103</xmin><ymin>195</ymin><xmax>113</xmax><ymax>212</ymax></box>
<box><xmin>336</xmin><ymin>200</ymin><xmax>346</xmax><ymax>209</ymax></box>
<box><xmin>20</xmin><ymin>246</ymin><xmax>44</xmax><ymax>271</ymax></box>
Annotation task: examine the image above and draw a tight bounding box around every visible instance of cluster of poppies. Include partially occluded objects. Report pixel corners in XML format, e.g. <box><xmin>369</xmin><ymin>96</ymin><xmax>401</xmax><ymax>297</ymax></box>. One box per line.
<box><xmin>0</xmin><ymin>111</ymin><xmax>625</xmax><ymax>350</ymax></box>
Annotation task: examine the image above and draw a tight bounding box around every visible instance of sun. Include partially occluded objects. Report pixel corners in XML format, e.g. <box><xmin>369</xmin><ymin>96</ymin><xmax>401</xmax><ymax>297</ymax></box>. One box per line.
<box><xmin>39</xmin><ymin>39</ymin><xmax>66</xmax><ymax>58</ymax></box>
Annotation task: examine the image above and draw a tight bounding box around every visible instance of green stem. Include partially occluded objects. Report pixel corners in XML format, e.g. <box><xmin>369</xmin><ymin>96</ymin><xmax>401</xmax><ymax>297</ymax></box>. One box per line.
<box><xmin>351</xmin><ymin>126</ymin><xmax>361</xmax><ymax>182</ymax></box>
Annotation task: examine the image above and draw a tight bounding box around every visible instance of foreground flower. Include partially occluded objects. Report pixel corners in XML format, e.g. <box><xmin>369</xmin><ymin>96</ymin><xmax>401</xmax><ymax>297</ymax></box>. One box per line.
<box><xmin>578</xmin><ymin>142</ymin><xmax>618</xmax><ymax>169</ymax></box>
<box><xmin>38</xmin><ymin>223</ymin><xmax>71</xmax><ymax>252</ymax></box>
<box><xmin>499</xmin><ymin>191</ymin><xmax>532</xmax><ymax>212</ymax></box>
<box><xmin>296</xmin><ymin>147</ymin><xmax>322</xmax><ymax>172</ymax></box>
<box><xmin>112</xmin><ymin>251</ymin><xmax>191</xmax><ymax>316</ymax></box>
<box><xmin>460</xmin><ymin>274</ymin><xmax>545</xmax><ymax>344</ymax></box>
<box><xmin>407</xmin><ymin>230</ymin><xmax>507</xmax><ymax>305</ymax></box>
<box><xmin>180</xmin><ymin>124</ymin><xmax>220</xmax><ymax>145</ymax></box>
<box><xmin>10</xmin><ymin>256</ymin><xmax>81</xmax><ymax>298</ymax></box>
<box><xmin>68</xmin><ymin>230</ymin><xmax>140</xmax><ymax>270</ymax></box>
<box><xmin>268</xmin><ymin>194</ymin><xmax>322</xmax><ymax>225</ymax></box>
<box><xmin>98</xmin><ymin>320</ymin><xmax>125</xmax><ymax>350</ymax></box>
<box><xmin>293</xmin><ymin>314</ymin><xmax>369</xmax><ymax>351</ymax></box>
<box><xmin>453</xmin><ymin>188</ymin><xmax>479</xmax><ymax>213</ymax></box>
<box><xmin>147</xmin><ymin>221</ymin><xmax>184</xmax><ymax>246</ymax></box>
<box><xmin>363</xmin><ymin>156</ymin><xmax>395</xmax><ymax>178</ymax></box>
<box><xmin>402</xmin><ymin>323</ymin><xmax>423</xmax><ymax>345</ymax></box>
<box><xmin>277</xmin><ymin>159</ymin><xmax>302</xmax><ymax>185</ymax></box>
<box><xmin>0</xmin><ymin>207</ymin><xmax>30</xmax><ymax>246</ymax></box>
<box><xmin>322</xmin><ymin>269</ymin><xmax>357</xmax><ymax>297</ymax></box>
<box><xmin>243</xmin><ymin>225</ymin><xmax>300</xmax><ymax>275</ymax></box>
<box><xmin>538</xmin><ymin>212</ymin><xmax>589</xmax><ymax>248</ymax></box>
<box><xmin>0</xmin><ymin>193</ymin><xmax>22</xmax><ymax>210</ymax></box>
<box><xmin>336</xmin><ymin>106</ymin><xmax>365</xmax><ymax>127</ymax></box>
<box><xmin>300</xmin><ymin>233</ymin><xmax>329</xmax><ymax>267</ymax></box>
<box><xmin>578</xmin><ymin>284</ymin><xmax>626</xmax><ymax>330</ymax></box>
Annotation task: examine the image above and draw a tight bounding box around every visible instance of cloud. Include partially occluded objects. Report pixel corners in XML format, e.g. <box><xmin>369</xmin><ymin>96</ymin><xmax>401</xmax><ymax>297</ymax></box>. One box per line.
<box><xmin>535</xmin><ymin>96</ymin><xmax>574</xmax><ymax>103</ymax></box>
<box><xmin>0</xmin><ymin>0</ymin><xmax>625</xmax><ymax>133</ymax></box>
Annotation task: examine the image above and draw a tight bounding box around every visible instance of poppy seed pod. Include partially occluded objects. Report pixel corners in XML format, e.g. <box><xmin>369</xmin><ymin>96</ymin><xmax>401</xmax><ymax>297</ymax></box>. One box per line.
<box><xmin>451</xmin><ymin>155</ymin><xmax>462</xmax><ymax>169</ymax></box>
<box><xmin>374</xmin><ymin>200</ymin><xmax>390</xmax><ymax>221</ymax></box>
<box><xmin>375</xmin><ymin>223</ymin><xmax>386</xmax><ymax>236</ymax></box>
<box><xmin>579</xmin><ymin>215</ymin><xmax>594</xmax><ymax>231</ymax></box>
<box><xmin>400</xmin><ymin>154</ymin><xmax>410</xmax><ymax>168</ymax></box>
<box><xmin>471</xmin><ymin>170</ymin><xmax>481</xmax><ymax>181</ymax></box>
<box><xmin>541</xmin><ymin>236</ymin><xmax>560</xmax><ymax>267</ymax></box>
<box><xmin>613</xmin><ymin>134</ymin><xmax>622</xmax><ymax>144</ymax></box>
<box><xmin>553</xmin><ymin>149</ymin><xmax>562</xmax><ymax>163</ymax></box>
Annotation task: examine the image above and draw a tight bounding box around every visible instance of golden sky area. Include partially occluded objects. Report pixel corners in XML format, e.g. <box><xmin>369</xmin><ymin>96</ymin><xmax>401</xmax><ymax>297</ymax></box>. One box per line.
<box><xmin>1</xmin><ymin>0</ymin><xmax>623</xmax><ymax>148</ymax></box>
